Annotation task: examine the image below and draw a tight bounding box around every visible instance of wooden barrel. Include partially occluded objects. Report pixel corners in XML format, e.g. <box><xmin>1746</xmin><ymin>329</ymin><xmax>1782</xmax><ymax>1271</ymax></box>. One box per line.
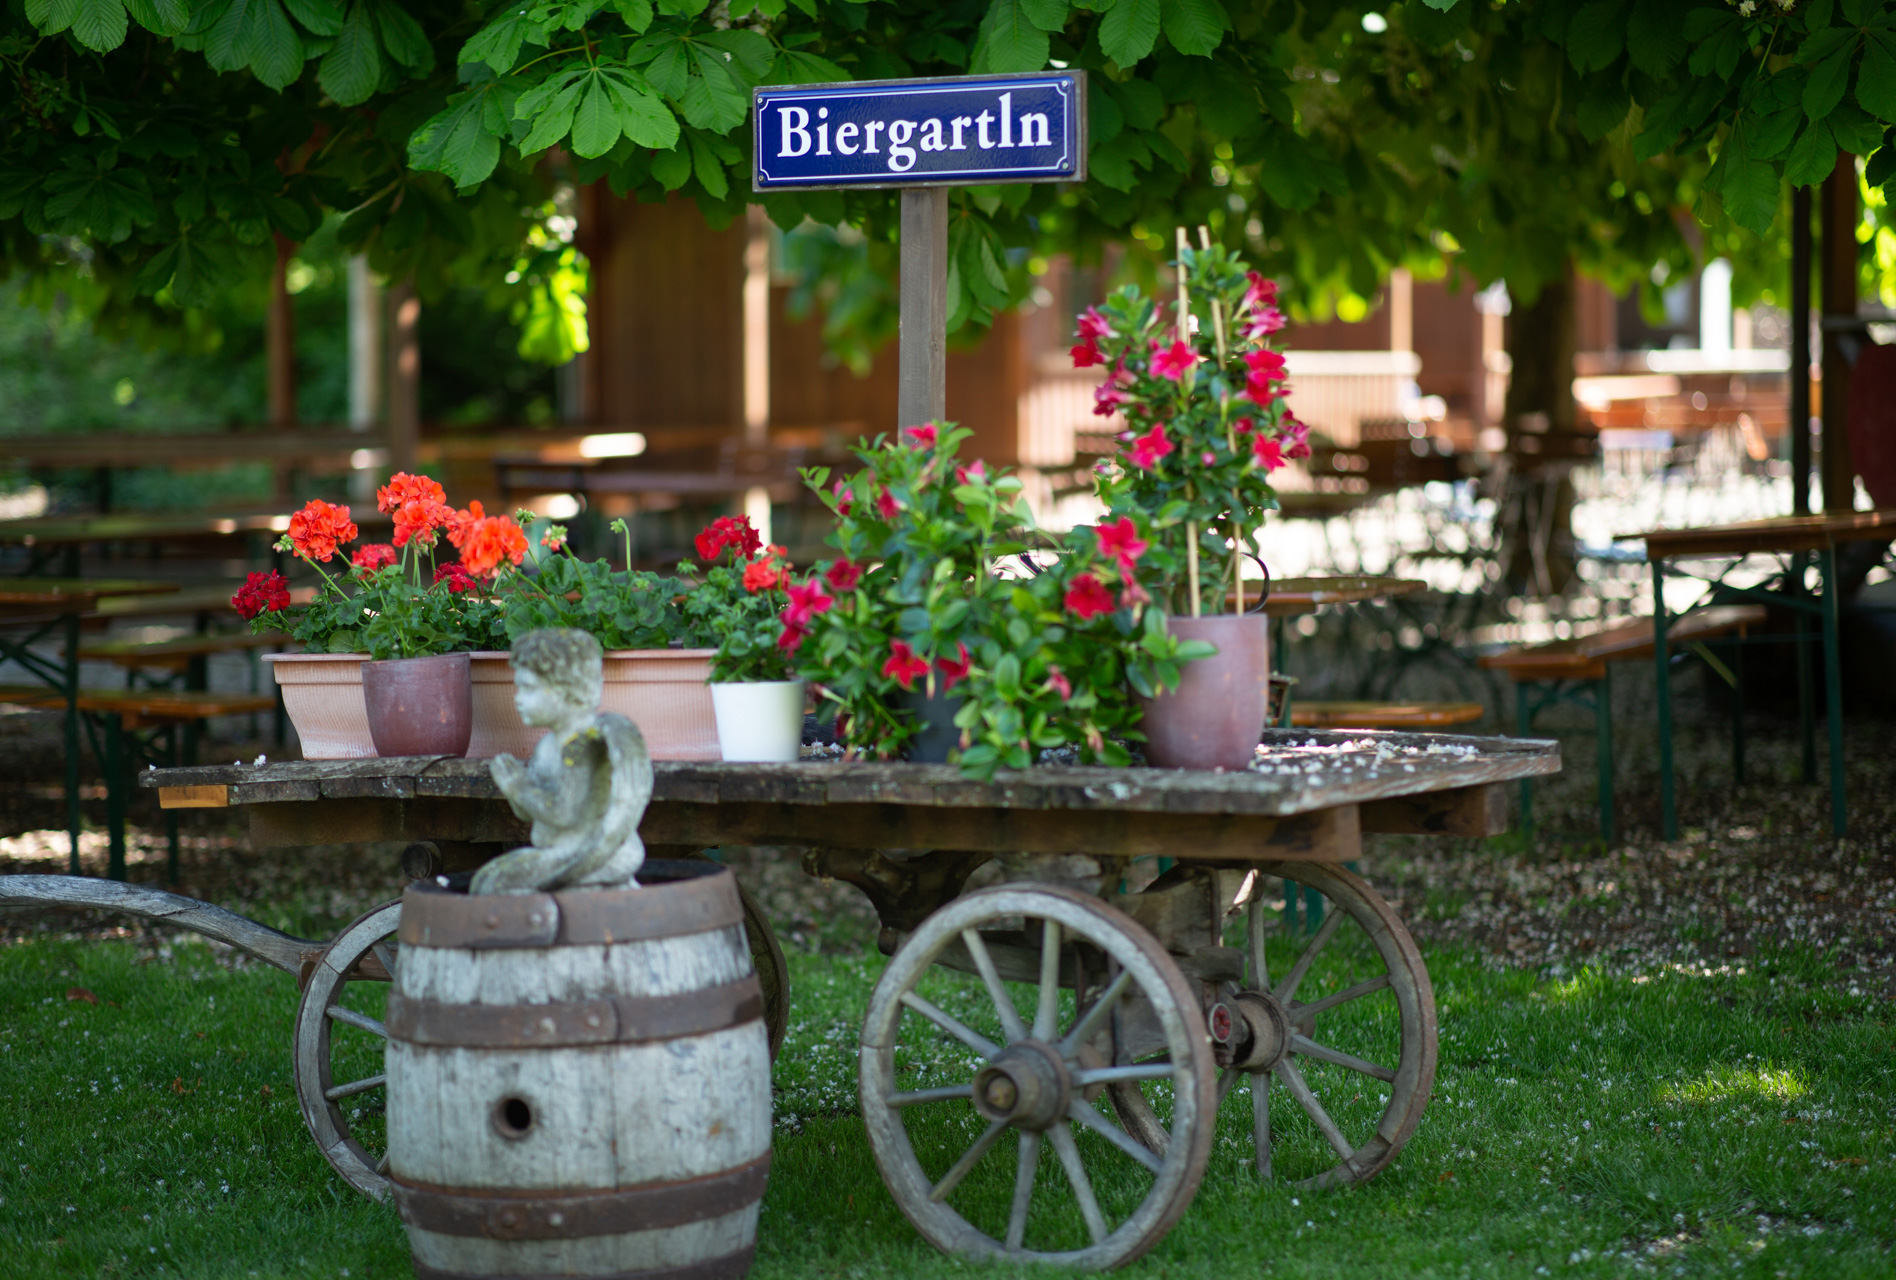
<box><xmin>386</xmin><ymin>861</ymin><xmax>771</xmax><ymax>1280</ymax></box>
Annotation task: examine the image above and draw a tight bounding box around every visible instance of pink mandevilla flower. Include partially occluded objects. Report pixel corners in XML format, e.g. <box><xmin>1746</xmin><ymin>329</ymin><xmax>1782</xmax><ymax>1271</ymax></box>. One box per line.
<box><xmin>954</xmin><ymin>460</ymin><xmax>988</xmax><ymax>485</ymax></box>
<box><xmin>824</xmin><ymin>559</ymin><xmax>863</xmax><ymax>592</ymax></box>
<box><xmin>1064</xmin><ymin>574</ymin><xmax>1116</xmax><ymax>620</ymax></box>
<box><xmin>1095</xmin><ymin>517</ymin><xmax>1148</xmax><ymax>573</ymax></box>
<box><xmin>1150</xmin><ymin>340</ymin><xmax>1198</xmax><ymax>382</ymax></box>
<box><xmin>935</xmin><ymin>642</ymin><xmax>973</xmax><ymax>694</ymax></box>
<box><xmin>1045</xmin><ymin>666</ymin><xmax>1073</xmax><ymax>700</ymax></box>
<box><xmin>882</xmin><ymin>640</ymin><xmax>931</xmax><ymax>690</ymax></box>
<box><xmin>783</xmin><ymin>578</ymin><xmax>834</xmax><ymax>626</ymax></box>
<box><xmin>874</xmin><ymin>489</ymin><xmax>900</xmax><ymax>521</ymax></box>
<box><xmin>1128</xmin><ymin>424</ymin><xmax>1173</xmax><ymax>470</ymax></box>
<box><xmin>1252</xmin><ymin>434</ymin><xmax>1286</xmax><ymax>471</ymax></box>
<box><xmin>903</xmin><ymin>423</ymin><xmax>937</xmax><ymax>448</ymax></box>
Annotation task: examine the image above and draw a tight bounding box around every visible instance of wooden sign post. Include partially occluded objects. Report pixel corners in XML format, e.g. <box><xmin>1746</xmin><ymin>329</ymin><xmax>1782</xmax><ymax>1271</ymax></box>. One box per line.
<box><xmin>753</xmin><ymin>73</ymin><xmax>1087</xmax><ymax>432</ymax></box>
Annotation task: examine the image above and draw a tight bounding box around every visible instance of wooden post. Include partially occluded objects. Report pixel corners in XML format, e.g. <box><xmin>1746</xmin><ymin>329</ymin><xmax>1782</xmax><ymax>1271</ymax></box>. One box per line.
<box><xmin>742</xmin><ymin>204</ymin><xmax>773</xmax><ymax>543</ymax></box>
<box><xmin>1820</xmin><ymin>153</ymin><xmax>1858</xmax><ymax>513</ymax></box>
<box><xmin>267</xmin><ymin>235</ymin><xmax>297</xmax><ymax>430</ymax></box>
<box><xmin>1791</xmin><ymin>184</ymin><xmax>1812</xmax><ymax>517</ymax></box>
<box><xmin>898</xmin><ymin>188</ymin><xmax>948</xmax><ymax>431</ymax></box>
<box><xmin>388</xmin><ymin>277</ymin><xmax>420</xmax><ymax>476</ymax></box>
<box><xmin>347</xmin><ymin>255</ymin><xmax>382</xmax><ymax>503</ymax></box>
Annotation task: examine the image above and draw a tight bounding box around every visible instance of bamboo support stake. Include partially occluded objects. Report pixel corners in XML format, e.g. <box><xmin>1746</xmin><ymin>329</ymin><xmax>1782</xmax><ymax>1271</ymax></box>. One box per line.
<box><xmin>1176</xmin><ymin>226</ymin><xmax>1202</xmax><ymax>616</ymax></box>
<box><xmin>1199</xmin><ymin>226</ymin><xmax>1243</xmax><ymax>616</ymax></box>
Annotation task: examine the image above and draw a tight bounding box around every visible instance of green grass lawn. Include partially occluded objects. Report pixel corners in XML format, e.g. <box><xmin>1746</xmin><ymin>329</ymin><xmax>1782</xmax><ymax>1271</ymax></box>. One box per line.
<box><xmin>0</xmin><ymin>931</ymin><xmax>1890</xmax><ymax>1279</ymax></box>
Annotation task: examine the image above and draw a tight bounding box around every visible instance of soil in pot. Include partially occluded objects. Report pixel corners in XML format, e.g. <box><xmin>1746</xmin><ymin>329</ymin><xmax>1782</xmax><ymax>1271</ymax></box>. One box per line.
<box><xmin>362</xmin><ymin>652</ymin><xmax>473</xmax><ymax>757</ymax></box>
<box><xmin>1136</xmin><ymin>614</ymin><xmax>1271</xmax><ymax>769</ymax></box>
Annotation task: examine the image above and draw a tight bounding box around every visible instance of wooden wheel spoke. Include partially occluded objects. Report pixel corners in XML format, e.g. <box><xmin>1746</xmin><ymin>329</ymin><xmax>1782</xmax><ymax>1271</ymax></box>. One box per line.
<box><xmin>1005</xmin><ymin>1130</ymin><xmax>1040</xmax><ymax>1252</ymax></box>
<box><xmin>1290</xmin><ymin>972</ymin><xmax>1391</xmax><ymax>1020</ymax></box>
<box><xmin>888</xmin><ymin>1084</ymin><xmax>975</xmax><ymax>1108</ymax></box>
<box><xmin>961</xmin><ymin>930</ymin><xmax>1028</xmax><ymax>1045</ymax></box>
<box><xmin>1247</xmin><ymin>894</ymin><xmax>1271</xmax><ymax>993</ymax></box>
<box><xmin>1067</xmin><ymin>1098</ymin><xmax>1164</xmax><ymax>1174</ymax></box>
<box><xmin>375</xmin><ymin>1152</ymin><xmax>391</xmax><ymax>1175</ymax></box>
<box><xmin>929</xmin><ymin>1118</ymin><xmax>1009</xmax><ymax>1203</ymax></box>
<box><xmin>1274</xmin><ymin>1058</ymin><xmax>1355</xmax><ymax>1161</ymax></box>
<box><xmin>1058</xmin><ymin>969</ymin><xmax>1134</xmax><ymax>1057</ymax></box>
<box><xmin>1252</xmin><ymin>1072</ymin><xmax>1272</xmax><ymax>1180</ymax></box>
<box><xmin>1288</xmin><ymin>1033</ymin><xmax>1397</xmax><ymax>1083</ymax></box>
<box><xmin>1072</xmin><ymin>1062</ymin><xmax>1171</xmax><ymax>1087</ymax></box>
<box><xmin>324</xmin><ymin>1073</ymin><xmax>386</xmax><ymax>1101</ymax></box>
<box><xmin>1274</xmin><ymin>909</ymin><xmax>1343</xmax><ymax>1004</ymax></box>
<box><xmin>326</xmin><ymin>1005</ymin><xmax>386</xmax><ymax>1039</ymax></box>
<box><xmin>1046</xmin><ymin>1121</ymin><xmax>1108</xmax><ymax>1244</ymax></box>
<box><xmin>370</xmin><ymin>940</ymin><xmax>397</xmax><ymax>978</ymax></box>
<box><xmin>1218</xmin><ymin>1066</ymin><xmax>1242</xmax><ymax>1104</ymax></box>
<box><xmin>1033</xmin><ymin>919</ymin><xmax>1062</xmax><ymax>1041</ymax></box>
<box><xmin>900</xmin><ymin>991</ymin><xmax>1001</xmax><ymax>1059</ymax></box>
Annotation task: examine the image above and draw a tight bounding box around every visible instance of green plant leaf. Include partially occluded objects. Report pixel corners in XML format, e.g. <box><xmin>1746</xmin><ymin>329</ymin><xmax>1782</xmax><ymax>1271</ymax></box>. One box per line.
<box><xmin>281</xmin><ymin>0</ymin><xmax>339</xmax><ymax>35</ymax></box>
<box><xmin>1858</xmin><ymin>32</ymin><xmax>1896</xmax><ymax>120</ymax></box>
<box><xmin>616</xmin><ymin>0</ymin><xmax>652</xmax><ymax>30</ymax></box>
<box><xmin>570</xmin><ymin>77</ymin><xmax>619</xmax><ymax>157</ymax></box>
<box><xmin>680</xmin><ymin>44</ymin><xmax>748</xmax><ymax>130</ymax></box>
<box><xmin>977</xmin><ymin>0</ymin><xmax>1050</xmax><ymax>72</ymax></box>
<box><xmin>70</xmin><ymin>0</ymin><xmax>130</xmax><ymax>50</ymax></box>
<box><xmin>700</xmin><ymin>27</ymin><xmax>775</xmax><ymax>78</ymax></box>
<box><xmin>770</xmin><ymin>49</ymin><xmax>848</xmax><ymax>83</ymax></box>
<box><xmin>371</xmin><ymin>0</ymin><xmax>430</xmax><ymax>70</ymax></box>
<box><xmin>517</xmin><ymin>71</ymin><xmax>586</xmax><ymax>153</ymax></box>
<box><xmin>320</xmin><ymin>2</ymin><xmax>382</xmax><ymax>104</ymax></box>
<box><xmin>651</xmin><ymin>141</ymin><xmax>691</xmax><ymax>188</ymax></box>
<box><xmin>1159</xmin><ymin>0</ymin><xmax>1225</xmax><ymax>56</ymax></box>
<box><xmin>1625</xmin><ymin>0</ymin><xmax>1689</xmax><ymax>77</ymax></box>
<box><xmin>1565</xmin><ymin>0</ymin><xmax>1630</xmax><ymax>72</ymax></box>
<box><xmin>1805</xmin><ymin>42</ymin><xmax>1855</xmax><ymax>121</ymax></box>
<box><xmin>603</xmin><ymin>71</ymin><xmax>679</xmax><ymax>148</ymax></box>
<box><xmin>1785</xmin><ymin>118</ymin><xmax>1838</xmax><ymax>187</ymax></box>
<box><xmin>1020</xmin><ymin>0</ymin><xmax>1066</xmax><ymax>31</ymax></box>
<box><xmin>1098</xmin><ymin>0</ymin><xmax>1160</xmax><ymax>66</ymax></box>
<box><xmin>1721</xmin><ymin>152</ymin><xmax>1779</xmax><ymax>234</ymax></box>
<box><xmin>460</xmin><ymin>10</ymin><xmax>533</xmax><ymax>72</ymax></box>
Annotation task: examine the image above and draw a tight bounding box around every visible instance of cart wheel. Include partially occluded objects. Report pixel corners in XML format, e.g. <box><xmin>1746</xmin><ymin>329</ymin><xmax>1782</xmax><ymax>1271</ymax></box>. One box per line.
<box><xmin>860</xmin><ymin>884</ymin><xmax>1215</xmax><ymax>1270</ymax></box>
<box><xmin>670</xmin><ymin>849</ymin><xmax>790</xmax><ymax>1061</ymax></box>
<box><xmin>1107</xmin><ymin>860</ymin><xmax>1436</xmax><ymax>1190</ymax></box>
<box><xmin>292</xmin><ymin>900</ymin><xmax>401</xmax><ymax>1202</ymax></box>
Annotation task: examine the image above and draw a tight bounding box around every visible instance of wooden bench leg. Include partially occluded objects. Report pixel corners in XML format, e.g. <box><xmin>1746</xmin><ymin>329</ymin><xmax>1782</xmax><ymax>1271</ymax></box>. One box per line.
<box><xmin>103</xmin><ymin>713</ymin><xmax>128</xmax><ymax>882</ymax></box>
<box><xmin>62</xmin><ymin>614</ymin><xmax>82</xmax><ymax>877</ymax></box>
<box><xmin>1515</xmin><ymin>682</ymin><xmax>1535</xmax><ymax>840</ymax></box>
<box><xmin>1795</xmin><ymin>561</ymin><xmax>1816</xmax><ymax>784</ymax></box>
<box><xmin>1819</xmin><ymin>544</ymin><xmax>1847</xmax><ymax>837</ymax></box>
<box><xmin>164</xmin><ymin>725</ymin><xmax>182</xmax><ymax>887</ymax></box>
<box><xmin>1728</xmin><ymin>638</ymin><xmax>1746</xmax><ymax>788</ymax></box>
<box><xmin>1653</xmin><ymin>558</ymin><xmax>1678</xmax><ymax>840</ymax></box>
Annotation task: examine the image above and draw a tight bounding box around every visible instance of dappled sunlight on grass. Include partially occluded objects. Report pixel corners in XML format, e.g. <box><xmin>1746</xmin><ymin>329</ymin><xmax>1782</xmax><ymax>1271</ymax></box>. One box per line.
<box><xmin>1662</xmin><ymin>1064</ymin><xmax>1810</xmax><ymax>1107</ymax></box>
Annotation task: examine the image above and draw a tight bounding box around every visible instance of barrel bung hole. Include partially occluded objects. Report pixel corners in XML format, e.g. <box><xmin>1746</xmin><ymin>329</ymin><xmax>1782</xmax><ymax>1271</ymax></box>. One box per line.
<box><xmin>492</xmin><ymin>1095</ymin><xmax>535</xmax><ymax>1140</ymax></box>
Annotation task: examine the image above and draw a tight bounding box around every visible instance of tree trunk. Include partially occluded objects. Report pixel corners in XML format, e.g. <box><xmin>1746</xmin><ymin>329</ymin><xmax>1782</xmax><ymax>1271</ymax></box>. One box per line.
<box><xmin>1499</xmin><ymin>262</ymin><xmax>1578</xmax><ymax>596</ymax></box>
<box><xmin>267</xmin><ymin>234</ymin><xmax>298</xmax><ymax>429</ymax></box>
<box><xmin>387</xmin><ymin>277</ymin><xmax>420</xmax><ymax>476</ymax></box>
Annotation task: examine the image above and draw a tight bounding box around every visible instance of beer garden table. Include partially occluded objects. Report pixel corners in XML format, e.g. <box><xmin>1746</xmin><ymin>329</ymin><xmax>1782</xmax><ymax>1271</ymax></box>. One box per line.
<box><xmin>3</xmin><ymin>731</ymin><xmax>1553</xmax><ymax>1267</ymax></box>
<box><xmin>1622</xmin><ymin>508</ymin><xmax>1896</xmax><ymax>839</ymax></box>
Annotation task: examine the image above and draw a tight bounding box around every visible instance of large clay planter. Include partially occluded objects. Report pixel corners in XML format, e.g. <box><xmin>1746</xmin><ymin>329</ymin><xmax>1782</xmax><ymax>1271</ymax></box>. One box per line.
<box><xmin>362</xmin><ymin>653</ymin><xmax>473</xmax><ymax>758</ymax></box>
<box><xmin>468</xmin><ymin>649</ymin><xmax>720</xmax><ymax>761</ymax></box>
<box><xmin>263</xmin><ymin>652</ymin><xmax>374</xmax><ymax>759</ymax></box>
<box><xmin>1135</xmin><ymin>614</ymin><xmax>1272</xmax><ymax>770</ymax></box>
<box><xmin>270</xmin><ymin>649</ymin><xmax>721</xmax><ymax>760</ymax></box>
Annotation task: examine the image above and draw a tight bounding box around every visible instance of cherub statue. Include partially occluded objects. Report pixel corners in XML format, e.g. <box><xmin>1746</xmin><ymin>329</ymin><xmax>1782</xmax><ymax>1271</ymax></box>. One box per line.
<box><xmin>469</xmin><ymin>628</ymin><xmax>651</xmax><ymax>894</ymax></box>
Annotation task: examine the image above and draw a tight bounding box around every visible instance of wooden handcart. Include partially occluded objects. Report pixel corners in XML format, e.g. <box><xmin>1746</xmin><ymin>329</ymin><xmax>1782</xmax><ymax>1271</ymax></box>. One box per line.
<box><xmin>2</xmin><ymin>729</ymin><xmax>1557</xmax><ymax>1269</ymax></box>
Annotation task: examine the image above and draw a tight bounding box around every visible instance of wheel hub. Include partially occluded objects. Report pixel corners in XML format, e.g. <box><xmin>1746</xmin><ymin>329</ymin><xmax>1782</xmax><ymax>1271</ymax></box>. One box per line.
<box><xmin>971</xmin><ymin>1041</ymin><xmax>1071</xmax><ymax>1131</ymax></box>
<box><xmin>1231</xmin><ymin>991</ymin><xmax>1293</xmax><ymax>1072</ymax></box>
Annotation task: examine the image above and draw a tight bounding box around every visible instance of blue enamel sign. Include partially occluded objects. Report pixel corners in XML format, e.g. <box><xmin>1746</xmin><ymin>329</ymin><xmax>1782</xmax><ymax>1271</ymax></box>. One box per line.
<box><xmin>752</xmin><ymin>72</ymin><xmax>1086</xmax><ymax>191</ymax></box>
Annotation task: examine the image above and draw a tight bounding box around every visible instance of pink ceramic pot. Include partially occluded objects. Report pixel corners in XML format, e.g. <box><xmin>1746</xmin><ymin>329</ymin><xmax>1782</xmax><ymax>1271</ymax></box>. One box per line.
<box><xmin>1135</xmin><ymin>614</ymin><xmax>1272</xmax><ymax>770</ymax></box>
<box><xmin>362</xmin><ymin>653</ymin><xmax>473</xmax><ymax>758</ymax></box>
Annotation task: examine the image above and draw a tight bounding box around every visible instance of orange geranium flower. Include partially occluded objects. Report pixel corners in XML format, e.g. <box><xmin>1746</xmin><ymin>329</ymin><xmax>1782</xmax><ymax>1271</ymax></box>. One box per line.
<box><xmin>287</xmin><ymin>499</ymin><xmax>357</xmax><ymax>563</ymax></box>
<box><xmin>392</xmin><ymin>497</ymin><xmax>454</xmax><ymax>548</ymax></box>
<box><xmin>376</xmin><ymin>472</ymin><xmax>445</xmax><ymax>516</ymax></box>
<box><xmin>446</xmin><ymin>500</ymin><xmax>487</xmax><ymax>552</ymax></box>
<box><xmin>459</xmin><ymin>513</ymin><xmax>529</xmax><ymax>577</ymax></box>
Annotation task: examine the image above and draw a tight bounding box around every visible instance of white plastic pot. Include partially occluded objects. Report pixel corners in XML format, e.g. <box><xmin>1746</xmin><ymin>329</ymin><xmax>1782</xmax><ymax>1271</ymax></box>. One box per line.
<box><xmin>710</xmin><ymin>680</ymin><xmax>806</xmax><ymax>763</ymax></box>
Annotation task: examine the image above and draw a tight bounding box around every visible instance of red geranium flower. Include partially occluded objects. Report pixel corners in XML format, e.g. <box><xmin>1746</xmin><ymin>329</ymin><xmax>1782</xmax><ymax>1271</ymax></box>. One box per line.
<box><xmin>882</xmin><ymin>639</ymin><xmax>931</xmax><ymax>690</ymax></box>
<box><xmin>1128</xmin><ymin>425</ymin><xmax>1173</xmax><ymax>470</ymax></box>
<box><xmin>459</xmin><ymin>515</ymin><xmax>530</xmax><ymax>577</ymax></box>
<box><xmin>695</xmin><ymin>515</ymin><xmax>762</xmax><ymax>562</ymax></box>
<box><xmin>1064</xmin><ymin>573</ymin><xmax>1115</xmax><ymax>620</ymax></box>
<box><xmin>824</xmin><ymin>559</ymin><xmax>863</xmax><ymax>592</ymax></box>
<box><xmin>351</xmin><ymin>543</ymin><xmax>396</xmax><ymax>572</ymax></box>
<box><xmin>434</xmin><ymin>562</ymin><xmax>478</xmax><ymax>594</ymax></box>
<box><xmin>231</xmin><ymin>571</ymin><xmax>290</xmax><ymax>620</ymax></box>
<box><xmin>446</xmin><ymin>500</ymin><xmax>486</xmax><ymax>551</ymax></box>
<box><xmin>1151</xmin><ymin>340</ymin><xmax>1198</xmax><ymax>382</ymax></box>
<box><xmin>743</xmin><ymin>559</ymin><xmax>784</xmax><ymax>593</ymax></box>
<box><xmin>376</xmin><ymin>472</ymin><xmax>445</xmax><ymax>517</ymax></box>
<box><xmin>392</xmin><ymin>498</ymin><xmax>453</xmax><ymax>548</ymax></box>
<box><xmin>935</xmin><ymin>642</ymin><xmax>972</xmax><ymax>694</ymax></box>
<box><xmin>287</xmin><ymin>499</ymin><xmax>357</xmax><ymax>563</ymax></box>
<box><xmin>903</xmin><ymin>423</ymin><xmax>938</xmax><ymax>448</ymax></box>
<box><xmin>1252</xmin><ymin>434</ymin><xmax>1286</xmax><ymax>471</ymax></box>
<box><xmin>1095</xmin><ymin>517</ymin><xmax>1148</xmax><ymax>574</ymax></box>
<box><xmin>783</xmin><ymin>577</ymin><xmax>834</xmax><ymax>626</ymax></box>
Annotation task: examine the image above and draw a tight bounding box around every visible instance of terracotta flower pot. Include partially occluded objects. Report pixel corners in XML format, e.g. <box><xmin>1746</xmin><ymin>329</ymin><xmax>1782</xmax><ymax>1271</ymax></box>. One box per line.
<box><xmin>362</xmin><ymin>653</ymin><xmax>473</xmax><ymax>758</ymax></box>
<box><xmin>1135</xmin><ymin>614</ymin><xmax>1272</xmax><ymax>770</ymax></box>
<box><xmin>271</xmin><ymin>649</ymin><xmax>721</xmax><ymax>760</ymax></box>
<box><xmin>264</xmin><ymin>652</ymin><xmax>373</xmax><ymax>759</ymax></box>
<box><xmin>468</xmin><ymin>649</ymin><xmax>720</xmax><ymax>761</ymax></box>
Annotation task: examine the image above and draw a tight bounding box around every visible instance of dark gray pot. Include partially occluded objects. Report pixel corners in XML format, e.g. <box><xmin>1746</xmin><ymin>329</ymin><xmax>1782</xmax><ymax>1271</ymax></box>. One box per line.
<box><xmin>898</xmin><ymin>687</ymin><xmax>966</xmax><ymax>763</ymax></box>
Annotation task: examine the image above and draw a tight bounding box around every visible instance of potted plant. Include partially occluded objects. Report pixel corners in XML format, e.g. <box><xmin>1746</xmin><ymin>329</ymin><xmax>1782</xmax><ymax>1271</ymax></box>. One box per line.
<box><xmin>241</xmin><ymin>475</ymin><xmax>518</xmax><ymax>758</ymax></box>
<box><xmin>1080</xmin><ymin>231</ymin><xmax>1308</xmax><ymax>768</ymax></box>
<box><xmin>794</xmin><ymin>424</ymin><xmax>1208</xmax><ymax>773</ymax></box>
<box><xmin>678</xmin><ymin>516</ymin><xmax>810</xmax><ymax>762</ymax></box>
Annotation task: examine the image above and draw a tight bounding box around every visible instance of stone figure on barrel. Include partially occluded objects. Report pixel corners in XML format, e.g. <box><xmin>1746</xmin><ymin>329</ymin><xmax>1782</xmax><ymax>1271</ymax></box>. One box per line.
<box><xmin>469</xmin><ymin>628</ymin><xmax>652</xmax><ymax>894</ymax></box>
